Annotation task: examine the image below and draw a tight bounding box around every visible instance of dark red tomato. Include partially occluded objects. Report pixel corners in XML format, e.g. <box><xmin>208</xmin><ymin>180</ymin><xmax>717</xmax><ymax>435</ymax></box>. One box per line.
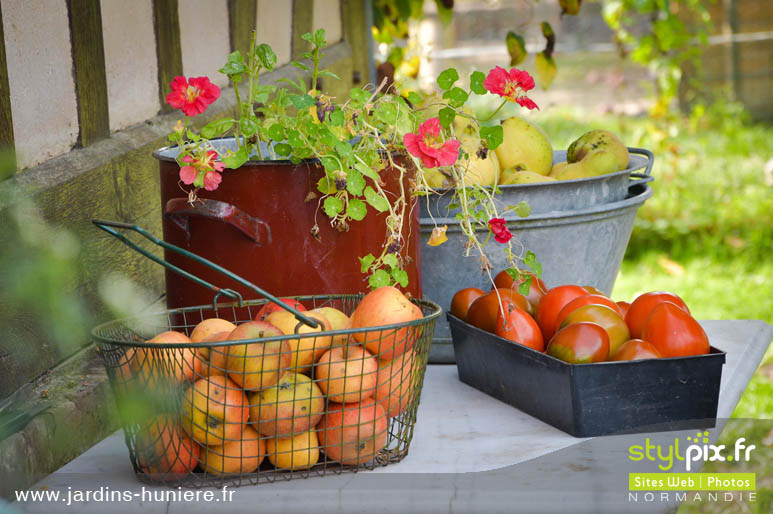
<box><xmin>625</xmin><ymin>291</ymin><xmax>690</xmax><ymax>339</ymax></box>
<box><xmin>494</xmin><ymin>304</ymin><xmax>544</xmax><ymax>352</ymax></box>
<box><xmin>558</xmin><ymin>304</ymin><xmax>630</xmax><ymax>357</ymax></box>
<box><xmin>616</xmin><ymin>301</ymin><xmax>631</xmax><ymax>319</ymax></box>
<box><xmin>611</xmin><ymin>339</ymin><xmax>662</xmax><ymax>361</ymax></box>
<box><xmin>254</xmin><ymin>298</ymin><xmax>306</xmax><ymax>321</ymax></box>
<box><xmin>467</xmin><ymin>289</ymin><xmax>530</xmax><ymax>333</ymax></box>
<box><xmin>535</xmin><ymin>285</ymin><xmax>588</xmax><ymax>342</ymax></box>
<box><xmin>546</xmin><ymin>322</ymin><xmax>610</xmax><ymax>364</ymax></box>
<box><xmin>450</xmin><ymin>287</ymin><xmax>486</xmax><ymax>321</ymax></box>
<box><xmin>582</xmin><ymin>285</ymin><xmax>606</xmax><ymax>296</ymax></box>
<box><xmin>553</xmin><ymin>294</ymin><xmax>624</xmax><ymax>333</ymax></box>
<box><xmin>493</xmin><ymin>270</ymin><xmax>547</xmax><ymax>314</ymax></box>
<box><xmin>642</xmin><ymin>302</ymin><xmax>709</xmax><ymax>357</ymax></box>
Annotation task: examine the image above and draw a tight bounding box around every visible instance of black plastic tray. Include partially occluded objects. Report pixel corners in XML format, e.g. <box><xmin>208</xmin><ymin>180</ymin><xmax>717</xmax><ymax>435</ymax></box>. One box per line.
<box><xmin>448</xmin><ymin>313</ymin><xmax>725</xmax><ymax>437</ymax></box>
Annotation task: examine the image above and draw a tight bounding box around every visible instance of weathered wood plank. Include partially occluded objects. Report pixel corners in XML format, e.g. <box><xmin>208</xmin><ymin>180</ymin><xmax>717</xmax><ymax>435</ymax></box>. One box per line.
<box><xmin>341</xmin><ymin>0</ymin><xmax>372</xmax><ymax>86</ymax></box>
<box><xmin>153</xmin><ymin>0</ymin><xmax>183</xmax><ymax>113</ymax></box>
<box><xmin>292</xmin><ymin>0</ymin><xmax>315</xmax><ymax>61</ymax></box>
<box><xmin>67</xmin><ymin>0</ymin><xmax>110</xmax><ymax>147</ymax></box>
<box><xmin>229</xmin><ymin>0</ymin><xmax>257</xmax><ymax>56</ymax></box>
<box><xmin>0</xmin><ymin>2</ymin><xmax>14</xmax><ymax>162</ymax></box>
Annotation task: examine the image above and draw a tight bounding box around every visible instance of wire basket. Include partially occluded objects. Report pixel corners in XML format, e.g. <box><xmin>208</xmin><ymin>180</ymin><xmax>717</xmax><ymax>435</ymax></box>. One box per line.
<box><xmin>90</xmin><ymin>220</ymin><xmax>441</xmax><ymax>488</ymax></box>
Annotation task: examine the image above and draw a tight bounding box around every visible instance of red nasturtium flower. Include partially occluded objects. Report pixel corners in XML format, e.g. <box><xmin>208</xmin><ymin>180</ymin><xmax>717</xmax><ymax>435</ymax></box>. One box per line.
<box><xmin>488</xmin><ymin>218</ymin><xmax>513</xmax><ymax>244</ymax></box>
<box><xmin>166</xmin><ymin>76</ymin><xmax>220</xmax><ymax>116</ymax></box>
<box><xmin>483</xmin><ymin>66</ymin><xmax>539</xmax><ymax>110</ymax></box>
<box><xmin>403</xmin><ymin>118</ymin><xmax>461</xmax><ymax>169</ymax></box>
<box><xmin>179</xmin><ymin>150</ymin><xmax>226</xmax><ymax>191</ymax></box>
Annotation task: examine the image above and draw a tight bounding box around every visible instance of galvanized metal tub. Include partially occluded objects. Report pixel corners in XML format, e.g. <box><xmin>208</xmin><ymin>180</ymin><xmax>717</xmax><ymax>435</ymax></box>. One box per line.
<box><xmin>421</xmin><ymin>182</ymin><xmax>654</xmax><ymax>363</ymax></box>
<box><xmin>419</xmin><ymin>147</ymin><xmax>653</xmax><ymax>218</ymax></box>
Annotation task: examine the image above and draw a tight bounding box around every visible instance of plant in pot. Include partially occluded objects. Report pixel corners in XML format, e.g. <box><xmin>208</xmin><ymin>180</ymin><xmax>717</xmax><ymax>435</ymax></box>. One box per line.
<box><xmin>157</xmin><ymin>28</ymin><xmax>542</xmax><ymax>309</ymax></box>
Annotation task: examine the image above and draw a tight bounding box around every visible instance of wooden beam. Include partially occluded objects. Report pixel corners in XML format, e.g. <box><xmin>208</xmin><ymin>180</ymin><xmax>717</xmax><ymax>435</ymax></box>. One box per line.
<box><xmin>292</xmin><ymin>0</ymin><xmax>315</xmax><ymax>61</ymax></box>
<box><xmin>0</xmin><ymin>2</ymin><xmax>13</xmax><ymax>163</ymax></box>
<box><xmin>153</xmin><ymin>0</ymin><xmax>183</xmax><ymax>113</ymax></box>
<box><xmin>341</xmin><ymin>0</ymin><xmax>372</xmax><ymax>86</ymax></box>
<box><xmin>67</xmin><ymin>0</ymin><xmax>110</xmax><ymax>147</ymax></box>
<box><xmin>228</xmin><ymin>0</ymin><xmax>257</xmax><ymax>56</ymax></box>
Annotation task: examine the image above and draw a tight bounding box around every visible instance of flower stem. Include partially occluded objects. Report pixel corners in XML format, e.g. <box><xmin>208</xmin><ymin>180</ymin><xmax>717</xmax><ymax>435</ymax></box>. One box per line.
<box><xmin>479</xmin><ymin>99</ymin><xmax>508</xmax><ymax>123</ymax></box>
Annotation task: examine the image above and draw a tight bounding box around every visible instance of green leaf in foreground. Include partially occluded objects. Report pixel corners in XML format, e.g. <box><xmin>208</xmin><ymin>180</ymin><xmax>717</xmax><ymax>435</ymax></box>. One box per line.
<box><xmin>347</xmin><ymin>198</ymin><xmax>367</xmax><ymax>220</ymax></box>
<box><xmin>391</xmin><ymin>268</ymin><xmax>409</xmax><ymax>288</ymax></box>
<box><xmin>470</xmin><ymin>71</ymin><xmax>487</xmax><ymax>95</ymax></box>
<box><xmin>323</xmin><ymin>196</ymin><xmax>343</xmax><ymax>217</ymax></box>
<box><xmin>368</xmin><ymin>269</ymin><xmax>392</xmax><ymax>289</ymax></box>
<box><xmin>512</xmin><ymin>201</ymin><xmax>530</xmax><ymax>218</ymax></box>
<box><xmin>480</xmin><ymin>125</ymin><xmax>504</xmax><ymax>149</ymax></box>
<box><xmin>222</xmin><ymin>146</ymin><xmax>248</xmax><ymax>169</ymax></box>
<box><xmin>364</xmin><ymin>186</ymin><xmax>389</xmax><ymax>212</ymax></box>
<box><xmin>438</xmin><ymin>107</ymin><xmax>456</xmax><ymax>129</ymax></box>
<box><xmin>523</xmin><ymin>251</ymin><xmax>543</xmax><ymax>277</ymax></box>
<box><xmin>437</xmin><ymin>68</ymin><xmax>459</xmax><ymax>90</ymax></box>
<box><xmin>359</xmin><ymin>253</ymin><xmax>375</xmax><ymax>273</ymax></box>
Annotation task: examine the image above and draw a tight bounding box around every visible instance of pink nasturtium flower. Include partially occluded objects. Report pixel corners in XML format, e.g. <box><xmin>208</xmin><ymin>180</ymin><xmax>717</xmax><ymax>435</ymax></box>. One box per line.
<box><xmin>166</xmin><ymin>76</ymin><xmax>220</xmax><ymax>116</ymax></box>
<box><xmin>179</xmin><ymin>150</ymin><xmax>226</xmax><ymax>191</ymax></box>
<box><xmin>403</xmin><ymin>118</ymin><xmax>461</xmax><ymax>169</ymax></box>
<box><xmin>483</xmin><ymin>66</ymin><xmax>539</xmax><ymax>110</ymax></box>
<box><xmin>488</xmin><ymin>218</ymin><xmax>513</xmax><ymax>244</ymax></box>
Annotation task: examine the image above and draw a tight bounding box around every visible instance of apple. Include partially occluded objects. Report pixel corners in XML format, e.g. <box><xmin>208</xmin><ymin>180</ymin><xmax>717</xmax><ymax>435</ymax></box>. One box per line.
<box><xmin>225</xmin><ymin>321</ymin><xmax>291</xmax><ymax>390</ymax></box>
<box><xmin>200</xmin><ymin>331</ymin><xmax>231</xmax><ymax>377</ymax></box>
<box><xmin>350</xmin><ymin>286</ymin><xmax>423</xmax><ymax>361</ymax></box>
<box><xmin>135</xmin><ymin>330</ymin><xmax>200</xmax><ymax>386</ymax></box>
<box><xmin>189</xmin><ymin>318</ymin><xmax>237</xmax><ymax>360</ymax></box>
<box><xmin>249</xmin><ymin>372</ymin><xmax>324</xmax><ymax>437</ymax></box>
<box><xmin>308</xmin><ymin>306</ymin><xmax>351</xmax><ymax>347</ymax></box>
<box><xmin>318</xmin><ymin>400</ymin><xmax>388</xmax><ymax>465</ymax></box>
<box><xmin>265</xmin><ymin>311</ymin><xmax>332</xmax><ymax>375</ymax></box>
<box><xmin>374</xmin><ymin>350</ymin><xmax>418</xmax><ymax>418</ymax></box>
<box><xmin>254</xmin><ymin>298</ymin><xmax>307</xmax><ymax>321</ymax></box>
<box><xmin>315</xmin><ymin>345</ymin><xmax>378</xmax><ymax>403</ymax></box>
<box><xmin>181</xmin><ymin>375</ymin><xmax>249</xmax><ymax>446</ymax></box>
<box><xmin>200</xmin><ymin>425</ymin><xmax>265</xmax><ymax>475</ymax></box>
<box><xmin>267</xmin><ymin>430</ymin><xmax>320</xmax><ymax>470</ymax></box>
<box><xmin>136</xmin><ymin>415</ymin><xmax>200</xmax><ymax>475</ymax></box>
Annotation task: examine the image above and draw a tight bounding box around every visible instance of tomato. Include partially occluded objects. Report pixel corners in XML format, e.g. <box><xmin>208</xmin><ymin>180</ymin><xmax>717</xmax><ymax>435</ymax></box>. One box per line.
<box><xmin>255</xmin><ymin>298</ymin><xmax>306</xmax><ymax>321</ymax></box>
<box><xmin>582</xmin><ymin>285</ymin><xmax>606</xmax><ymax>296</ymax></box>
<box><xmin>450</xmin><ymin>287</ymin><xmax>485</xmax><ymax>321</ymax></box>
<box><xmin>546</xmin><ymin>322</ymin><xmax>609</xmax><ymax>364</ymax></box>
<box><xmin>611</xmin><ymin>339</ymin><xmax>662</xmax><ymax>361</ymax></box>
<box><xmin>625</xmin><ymin>291</ymin><xmax>690</xmax><ymax>339</ymax></box>
<box><xmin>535</xmin><ymin>285</ymin><xmax>588</xmax><ymax>342</ymax></box>
<box><xmin>493</xmin><ymin>270</ymin><xmax>547</xmax><ymax>314</ymax></box>
<box><xmin>558</xmin><ymin>304</ymin><xmax>630</xmax><ymax>357</ymax></box>
<box><xmin>642</xmin><ymin>302</ymin><xmax>709</xmax><ymax>357</ymax></box>
<box><xmin>494</xmin><ymin>304</ymin><xmax>544</xmax><ymax>352</ymax></box>
<box><xmin>553</xmin><ymin>294</ymin><xmax>624</xmax><ymax>332</ymax></box>
<box><xmin>616</xmin><ymin>301</ymin><xmax>631</xmax><ymax>319</ymax></box>
<box><xmin>467</xmin><ymin>288</ymin><xmax>530</xmax><ymax>333</ymax></box>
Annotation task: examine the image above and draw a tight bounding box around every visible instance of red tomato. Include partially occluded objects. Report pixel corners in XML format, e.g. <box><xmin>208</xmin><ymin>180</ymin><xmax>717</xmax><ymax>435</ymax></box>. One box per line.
<box><xmin>466</xmin><ymin>289</ymin><xmax>530</xmax><ymax>333</ymax></box>
<box><xmin>254</xmin><ymin>298</ymin><xmax>306</xmax><ymax>321</ymax></box>
<box><xmin>616</xmin><ymin>301</ymin><xmax>631</xmax><ymax>319</ymax></box>
<box><xmin>642</xmin><ymin>302</ymin><xmax>709</xmax><ymax>357</ymax></box>
<box><xmin>625</xmin><ymin>291</ymin><xmax>690</xmax><ymax>339</ymax></box>
<box><xmin>582</xmin><ymin>285</ymin><xmax>606</xmax><ymax>296</ymax></box>
<box><xmin>450</xmin><ymin>287</ymin><xmax>486</xmax><ymax>321</ymax></box>
<box><xmin>553</xmin><ymin>294</ymin><xmax>624</xmax><ymax>333</ymax></box>
<box><xmin>494</xmin><ymin>305</ymin><xmax>544</xmax><ymax>352</ymax></box>
<box><xmin>546</xmin><ymin>322</ymin><xmax>610</xmax><ymax>364</ymax></box>
<box><xmin>558</xmin><ymin>304</ymin><xmax>630</xmax><ymax>357</ymax></box>
<box><xmin>535</xmin><ymin>285</ymin><xmax>588</xmax><ymax>342</ymax></box>
<box><xmin>493</xmin><ymin>270</ymin><xmax>547</xmax><ymax>314</ymax></box>
<box><xmin>611</xmin><ymin>339</ymin><xmax>662</xmax><ymax>361</ymax></box>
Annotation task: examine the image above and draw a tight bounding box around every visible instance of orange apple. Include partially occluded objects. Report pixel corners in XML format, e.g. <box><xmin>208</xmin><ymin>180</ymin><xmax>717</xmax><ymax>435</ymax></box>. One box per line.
<box><xmin>136</xmin><ymin>415</ymin><xmax>200</xmax><ymax>475</ymax></box>
<box><xmin>267</xmin><ymin>430</ymin><xmax>320</xmax><ymax>470</ymax></box>
<box><xmin>265</xmin><ymin>311</ymin><xmax>332</xmax><ymax>374</ymax></box>
<box><xmin>249</xmin><ymin>372</ymin><xmax>324</xmax><ymax>437</ymax></box>
<box><xmin>181</xmin><ymin>375</ymin><xmax>249</xmax><ymax>446</ymax></box>
<box><xmin>135</xmin><ymin>330</ymin><xmax>200</xmax><ymax>386</ymax></box>
<box><xmin>375</xmin><ymin>350</ymin><xmax>418</xmax><ymax>418</ymax></box>
<box><xmin>255</xmin><ymin>298</ymin><xmax>307</xmax><ymax>321</ymax></box>
<box><xmin>200</xmin><ymin>331</ymin><xmax>231</xmax><ymax>377</ymax></box>
<box><xmin>200</xmin><ymin>425</ymin><xmax>265</xmax><ymax>475</ymax></box>
<box><xmin>318</xmin><ymin>400</ymin><xmax>388</xmax><ymax>465</ymax></box>
<box><xmin>350</xmin><ymin>286</ymin><xmax>422</xmax><ymax>361</ymax></box>
<box><xmin>224</xmin><ymin>321</ymin><xmax>291</xmax><ymax>390</ymax></box>
<box><xmin>309</xmin><ymin>307</ymin><xmax>351</xmax><ymax>347</ymax></box>
<box><xmin>190</xmin><ymin>318</ymin><xmax>237</xmax><ymax>360</ymax></box>
<box><xmin>315</xmin><ymin>345</ymin><xmax>378</xmax><ymax>403</ymax></box>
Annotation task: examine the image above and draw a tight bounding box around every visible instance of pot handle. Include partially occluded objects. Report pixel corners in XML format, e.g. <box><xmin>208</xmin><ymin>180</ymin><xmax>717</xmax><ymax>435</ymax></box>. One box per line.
<box><xmin>165</xmin><ymin>198</ymin><xmax>271</xmax><ymax>246</ymax></box>
<box><xmin>628</xmin><ymin>147</ymin><xmax>655</xmax><ymax>189</ymax></box>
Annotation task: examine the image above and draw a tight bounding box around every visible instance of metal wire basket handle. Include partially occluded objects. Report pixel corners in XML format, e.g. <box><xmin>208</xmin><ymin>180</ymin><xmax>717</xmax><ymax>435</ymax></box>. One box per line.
<box><xmin>92</xmin><ymin>219</ymin><xmax>320</xmax><ymax>329</ymax></box>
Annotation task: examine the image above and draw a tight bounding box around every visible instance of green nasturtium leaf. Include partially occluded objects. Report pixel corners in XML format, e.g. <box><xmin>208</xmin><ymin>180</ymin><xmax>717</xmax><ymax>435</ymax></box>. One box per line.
<box><xmin>255</xmin><ymin>44</ymin><xmax>277</xmax><ymax>70</ymax></box>
<box><xmin>382</xmin><ymin>253</ymin><xmax>399</xmax><ymax>269</ymax></box>
<box><xmin>479</xmin><ymin>125</ymin><xmax>504</xmax><ymax>150</ymax></box>
<box><xmin>368</xmin><ymin>269</ymin><xmax>392</xmax><ymax>289</ymax></box>
<box><xmin>355</xmin><ymin>162</ymin><xmax>380</xmax><ymax>182</ymax></box>
<box><xmin>360</xmin><ymin>254</ymin><xmax>375</xmax><ymax>273</ymax></box>
<box><xmin>391</xmin><ymin>268</ymin><xmax>409</xmax><ymax>288</ymax></box>
<box><xmin>512</xmin><ymin>201</ymin><xmax>530</xmax><ymax>218</ymax></box>
<box><xmin>518</xmin><ymin>276</ymin><xmax>533</xmax><ymax>296</ymax></box>
<box><xmin>201</xmin><ymin>118</ymin><xmax>235</xmax><ymax>139</ymax></box>
<box><xmin>320</xmin><ymin>156</ymin><xmax>339</xmax><ymax>171</ymax></box>
<box><xmin>523</xmin><ymin>251</ymin><xmax>543</xmax><ymax>277</ymax></box>
<box><xmin>405</xmin><ymin>91</ymin><xmax>423</xmax><ymax>105</ymax></box>
<box><xmin>535</xmin><ymin>51</ymin><xmax>557</xmax><ymax>90</ymax></box>
<box><xmin>377</xmin><ymin>103</ymin><xmax>398</xmax><ymax>125</ymax></box>
<box><xmin>317</xmin><ymin>176</ymin><xmax>333</xmax><ymax>194</ymax></box>
<box><xmin>346</xmin><ymin>168</ymin><xmax>365</xmax><ymax>196</ymax></box>
<box><xmin>219</xmin><ymin>51</ymin><xmax>247</xmax><ymax>78</ymax></box>
<box><xmin>289</xmin><ymin>94</ymin><xmax>315</xmax><ymax>110</ymax></box>
<box><xmin>222</xmin><ymin>146</ymin><xmax>249</xmax><ymax>169</ymax></box>
<box><xmin>438</xmin><ymin>106</ymin><xmax>456</xmax><ymax>129</ymax></box>
<box><xmin>329</xmin><ymin>109</ymin><xmax>345</xmax><ymax>126</ymax></box>
<box><xmin>350</xmin><ymin>87</ymin><xmax>370</xmax><ymax>103</ymax></box>
<box><xmin>323</xmin><ymin>196</ymin><xmax>344</xmax><ymax>217</ymax></box>
<box><xmin>469</xmin><ymin>71</ymin><xmax>487</xmax><ymax>95</ymax></box>
<box><xmin>346</xmin><ymin>198</ymin><xmax>367</xmax><ymax>221</ymax></box>
<box><xmin>268</xmin><ymin>123</ymin><xmax>285</xmax><ymax>141</ymax></box>
<box><xmin>364</xmin><ymin>186</ymin><xmax>389</xmax><ymax>212</ymax></box>
<box><xmin>442</xmin><ymin>87</ymin><xmax>469</xmax><ymax>108</ymax></box>
<box><xmin>437</xmin><ymin>68</ymin><xmax>459</xmax><ymax>90</ymax></box>
<box><xmin>506</xmin><ymin>31</ymin><xmax>527</xmax><ymax>66</ymax></box>
<box><xmin>274</xmin><ymin>143</ymin><xmax>292</xmax><ymax>156</ymax></box>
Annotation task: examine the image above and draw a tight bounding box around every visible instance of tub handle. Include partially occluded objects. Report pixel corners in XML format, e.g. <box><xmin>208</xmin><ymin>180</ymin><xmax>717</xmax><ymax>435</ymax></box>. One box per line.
<box><xmin>165</xmin><ymin>198</ymin><xmax>271</xmax><ymax>246</ymax></box>
<box><xmin>628</xmin><ymin>147</ymin><xmax>655</xmax><ymax>189</ymax></box>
